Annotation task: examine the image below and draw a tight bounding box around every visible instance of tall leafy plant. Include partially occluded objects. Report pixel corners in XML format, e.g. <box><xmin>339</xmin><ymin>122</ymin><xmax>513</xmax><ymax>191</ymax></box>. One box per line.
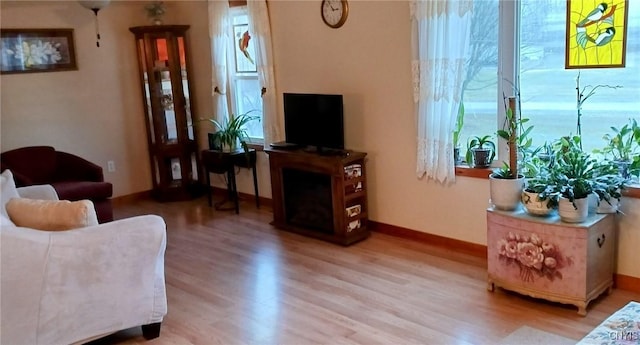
<box><xmin>452</xmin><ymin>102</ymin><xmax>465</xmax><ymax>164</ymax></box>
<box><xmin>593</xmin><ymin>118</ymin><xmax>640</xmax><ymax>178</ymax></box>
<box><xmin>203</xmin><ymin>111</ymin><xmax>259</xmax><ymax>152</ymax></box>
<box><xmin>574</xmin><ymin>72</ymin><xmax>622</xmax><ymax>149</ymax></box>
<box><xmin>453</xmin><ymin>102</ymin><xmax>465</xmax><ymax>150</ymax></box>
<box><xmin>496</xmin><ymin>80</ymin><xmax>534</xmax><ymax>179</ymax></box>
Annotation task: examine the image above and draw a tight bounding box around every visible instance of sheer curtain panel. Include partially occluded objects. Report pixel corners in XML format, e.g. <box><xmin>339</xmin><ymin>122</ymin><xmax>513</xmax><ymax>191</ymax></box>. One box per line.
<box><xmin>411</xmin><ymin>0</ymin><xmax>472</xmax><ymax>183</ymax></box>
<box><xmin>247</xmin><ymin>0</ymin><xmax>283</xmax><ymax>147</ymax></box>
<box><xmin>208</xmin><ymin>0</ymin><xmax>231</xmax><ymax>125</ymax></box>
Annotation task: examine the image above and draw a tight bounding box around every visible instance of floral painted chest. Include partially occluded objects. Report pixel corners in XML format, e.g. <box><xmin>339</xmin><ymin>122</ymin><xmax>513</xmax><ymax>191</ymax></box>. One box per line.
<box><xmin>487</xmin><ymin>207</ymin><xmax>616</xmax><ymax>316</ymax></box>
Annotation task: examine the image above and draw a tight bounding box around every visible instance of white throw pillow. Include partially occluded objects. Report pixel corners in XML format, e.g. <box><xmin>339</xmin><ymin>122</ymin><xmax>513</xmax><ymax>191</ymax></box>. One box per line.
<box><xmin>6</xmin><ymin>198</ymin><xmax>98</xmax><ymax>231</ymax></box>
<box><xmin>1</xmin><ymin>169</ymin><xmax>19</xmax><ymax>225</ymax></box>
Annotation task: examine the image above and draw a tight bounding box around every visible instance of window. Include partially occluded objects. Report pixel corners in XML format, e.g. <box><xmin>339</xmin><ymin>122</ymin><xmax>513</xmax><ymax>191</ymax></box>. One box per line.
<box><xmin>229</xmin><ymin>7</ymin><xmax>264</xmax><ymax>142</ymax></box>
<box><xmin>460</xmin><ymin>0</ymin><xmax>639</xmax><ymax>167</ymax></box>
<box><xmin>458</xmin><ymin>0</ymin><xmax>499</xmax><ymax>160</ymax></box>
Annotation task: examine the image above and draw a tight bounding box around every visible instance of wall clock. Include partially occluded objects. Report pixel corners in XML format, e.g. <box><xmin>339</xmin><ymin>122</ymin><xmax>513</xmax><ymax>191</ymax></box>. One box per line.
<box><xmin>321</xmin><ymin>0</ymin><xmax>348</xmax><ymax>29</ymax></box>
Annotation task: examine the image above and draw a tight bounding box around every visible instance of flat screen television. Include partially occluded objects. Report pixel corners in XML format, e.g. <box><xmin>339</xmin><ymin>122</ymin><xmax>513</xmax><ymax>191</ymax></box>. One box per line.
<box><xmin>283</xmin><ymin>92</ymin><xmax>344</xmax><ymax>152</ymax></box>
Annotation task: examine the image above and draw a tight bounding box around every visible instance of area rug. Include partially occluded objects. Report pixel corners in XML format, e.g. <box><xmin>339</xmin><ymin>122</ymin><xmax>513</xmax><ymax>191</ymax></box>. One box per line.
<box><xmin>499</xmin><ymin>325</ymin><xmax>576</xmax><ymax>345</ymax></box>
<box><xmin>576</xmin><ymin>301</ymin><xmax>640</xmax><ymax>345</ymax></box>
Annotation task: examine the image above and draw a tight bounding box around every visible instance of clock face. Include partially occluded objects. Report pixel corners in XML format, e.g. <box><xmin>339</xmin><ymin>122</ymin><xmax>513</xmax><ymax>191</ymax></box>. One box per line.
<box><xmin>321</xmin><ymin>0</ymin><xmax>348</xmax><ymax>28</ymax></box>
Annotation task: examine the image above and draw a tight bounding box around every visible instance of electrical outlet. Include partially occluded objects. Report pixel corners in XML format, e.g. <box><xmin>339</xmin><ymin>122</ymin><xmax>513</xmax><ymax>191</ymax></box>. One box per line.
<box><xmin>107</xmin><ymin>161</ymin><xmax>116</xmax><ymax>172</ymax></box>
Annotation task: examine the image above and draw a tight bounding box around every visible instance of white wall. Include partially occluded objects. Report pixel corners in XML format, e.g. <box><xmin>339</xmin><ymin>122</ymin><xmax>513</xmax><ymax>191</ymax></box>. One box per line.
<box><xmin>269</xmin><ymin>0</ymin><xmax>640</xmax><ymax>281</ymax></box>
<box><xmin>2</xmin><ymin>1</ymin><xmax>638</xmax><ymax>280</ymax></box>
<box><xmin>2</xmin><ymin>1</ymin><xmax>154</xmax><ymax>196</ymax></box>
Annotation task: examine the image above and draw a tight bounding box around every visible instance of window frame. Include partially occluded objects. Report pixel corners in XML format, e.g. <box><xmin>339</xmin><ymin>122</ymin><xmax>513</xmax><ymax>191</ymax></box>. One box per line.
<box><xmin>228</xmin><ymin>5</ymin><xmax>264</xmax><ymax>146</ymax></box>
<box><xmin>455</xmin><ymin>0</ymin><xmax>639</xmax><ymax>198</ymax></box>
<box><xmin>496</xmin><ymin>0</ymin><xmax>517</xmax><ymax>166</ymax></box>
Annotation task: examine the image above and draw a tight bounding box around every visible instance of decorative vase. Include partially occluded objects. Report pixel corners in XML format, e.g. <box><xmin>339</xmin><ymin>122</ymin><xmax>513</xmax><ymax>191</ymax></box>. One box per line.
<box><xmin>144</xmin><ymin>1</ymin><xmax>166</xmax><ymax>26</ymax></box>
<box><xmin>521</xmin><ymin>190</ymin><xmax>554</xmax><ymax>216</ymax></box>
<box><xmin>489</xmin><ymin>173</ymin><xmax>525</xmax><ymax>211</ymax></box>
<box><xmin>558</xmin><ymin>196</ymin><xmax>589</xmax><ymax>223</ymax></box>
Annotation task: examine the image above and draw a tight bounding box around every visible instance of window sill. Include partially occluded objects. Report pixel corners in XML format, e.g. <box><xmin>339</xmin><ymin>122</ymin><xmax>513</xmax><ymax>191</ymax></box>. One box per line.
<box><xmin>454</xmin><ymin>165</ymin><xmax>640</xmax><ymax>199</ymax></box>
<box><xmin>455</xmin><ymin>165</ymin><xmax>492</xmax><ymax>179</ymax></box>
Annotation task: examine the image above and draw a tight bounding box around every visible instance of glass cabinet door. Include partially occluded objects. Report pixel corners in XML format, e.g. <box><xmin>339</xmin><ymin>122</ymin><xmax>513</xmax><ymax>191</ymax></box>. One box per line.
<box><xmin>178</xmin><ymin>36</ymin><xmax>195</xmax><ymax>141</ymax></box>
<box><xmin>148</xmin><ymin>36</ymin><xmax>178</xmax><ymax>145</ymax></box>
<box><xmin>131</xmin><ymin>25</ymin><xmax>201</xmax><ymax>201</ymax></box>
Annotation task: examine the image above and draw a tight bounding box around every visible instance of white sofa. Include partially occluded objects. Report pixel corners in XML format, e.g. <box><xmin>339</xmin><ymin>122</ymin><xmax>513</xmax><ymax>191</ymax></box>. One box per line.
<box><xmin>1</xmin><ymin>180</ymin><xmax>168</xmax><ymax>344</ymax></box>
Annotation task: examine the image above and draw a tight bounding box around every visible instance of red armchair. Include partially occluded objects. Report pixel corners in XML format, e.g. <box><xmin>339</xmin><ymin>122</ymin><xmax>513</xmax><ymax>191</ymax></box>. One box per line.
<box><xmin>1</xmin><ymin>146</ymin><xmax>113</xmax><ymax>223</ymax></box>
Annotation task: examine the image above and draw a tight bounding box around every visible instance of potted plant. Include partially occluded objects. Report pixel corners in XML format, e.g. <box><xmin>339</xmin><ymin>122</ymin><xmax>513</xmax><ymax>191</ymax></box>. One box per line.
<box><xmin>593</xmin><ymin>118</ymin><xmax>640</xmax><ymax>180</ymax></box>
<box><xmin>465</xmin><ymin>135</ymin><xmax>495</xmax><ymax>168</ymax></box>
<box><xmin>144</xmin><ymin>1</ymin><xmax>166</xmax><ymax>25</ymax></box>
<box><xmin>452</xmin><ymin>102</ymin><xmax>465</xmax><ymax>164</ymax></box>
<box><xmin>521</xmin><ymin>168</ymin><xmax>558</xmax><ymax>216</ymax></box>
<box><xmin>489</xmin><ymin>162</ymin><xmax>525</xmax><ymax>210</ymax></box>
<box><xmin>550</xmin><ymin>143</ymin><xmax>596</xmax><ymax>223</ymax></box>
<box><xmin>203</xmin><ymin>111</ymin><xmax>259</xmax><ymax>153</ymax></box>
<box><xmin>591</xmin><ymin>160</ymin><xmax>628</xmax><ymax>214</ymax></box>
<box><xmin>489</xmin><ymin>96</ymin><xmax>532</xmax><ymax>210</ymax></box>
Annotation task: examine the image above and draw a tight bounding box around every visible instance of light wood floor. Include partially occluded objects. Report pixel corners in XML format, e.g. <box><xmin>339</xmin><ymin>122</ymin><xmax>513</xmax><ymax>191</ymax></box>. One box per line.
<box><xmin>90</xmin><ymin>196</ymin><xmax>640</xmax><ymax>345</ymax></box>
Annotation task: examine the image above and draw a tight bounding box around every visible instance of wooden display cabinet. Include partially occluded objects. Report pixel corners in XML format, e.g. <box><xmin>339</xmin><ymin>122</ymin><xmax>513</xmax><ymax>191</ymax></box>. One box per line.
<box><xmin>266</xmin><ymin>148</ymin><xmax>369</xmax><ymax>245</ymax></box>
<box><xmin>130</xmin><ymin>25</ymin><xmax>202</xmax><ymax>201</ymax></box>
<box><xmin>487</xmin><ymin>207</ymin><xmax>616</xmax><ymax>316</ymax></box>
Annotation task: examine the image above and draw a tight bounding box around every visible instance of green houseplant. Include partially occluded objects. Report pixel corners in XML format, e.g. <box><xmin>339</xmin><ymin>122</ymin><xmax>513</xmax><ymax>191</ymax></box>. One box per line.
<box><xmin>489</xmin><ymin>95</ymin><xmax>533</xmax><ymax>210</ymax></box>
<box><xmin>465</xmin><ymin>135</ymin><xmax>495</xmax><ymax>168</ymax></box>
<box><xmin>496</xmin><ymin>96</ymin><xmax>534</xmax><ymax>178</ymax></box>
<box><xmin>452</xmin><ymin>102</ymin><xmax>465</xmax><ymax>164</ymax></box>
<box><xmin>549</xmin><ymin>141</ymin><xmax>596</xmax><ymax>223</ymax></box>
<box><xmin>495</xmin><ymin>80</ymin><xmax>536</xmax><ymax>176</ymax></box>
<box><xmin>521</xmin><ymin>168</ymin><xmax>558</xmax><ymax>216</ymax></box>
<box><xmin>518</xmin><ymin>142</ymin><xmax>560</xmax><ymax>216</ymax></box>
<box><xmin>591</xmin><ymin>159</ymin><xmax>629</xmax><ymax>213</ymax></box>
<box><xmin>203</xmin><ymin>111</ymin><xmax>259</xmax><ymax>153</ymax></box>
<box><xmin>489</xmin><ymin>161</ymin><xmax>526</xmax><ymax>210</ymax></box>
<box><xmin>593</xmin><ymin>118</ymin><xmax>640</xmax><ymax>180</ymax></box>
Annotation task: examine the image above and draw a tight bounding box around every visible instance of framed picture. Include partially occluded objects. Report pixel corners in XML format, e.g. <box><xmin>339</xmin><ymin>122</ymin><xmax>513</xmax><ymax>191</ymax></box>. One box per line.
<box><xmin>565</xmin><ymin>0</ymin><xmax>629</xmax><ymax>69</ymax></box>
<box><xmin>0</xmin><ymin>28</ymin><xmax>77</xmax><ymax>74</ymax></box>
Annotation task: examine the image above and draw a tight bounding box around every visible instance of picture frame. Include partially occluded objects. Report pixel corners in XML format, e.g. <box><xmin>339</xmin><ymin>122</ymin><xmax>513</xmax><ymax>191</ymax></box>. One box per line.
<box><xmin>0</xmin><ymin>28</ymin><xmax>77</xmax><ymax>74</ymax></box>
<box><xmin>565</xmin><ymin>0</ymin><xmax>629</xmax><ymax>69</ymax></box>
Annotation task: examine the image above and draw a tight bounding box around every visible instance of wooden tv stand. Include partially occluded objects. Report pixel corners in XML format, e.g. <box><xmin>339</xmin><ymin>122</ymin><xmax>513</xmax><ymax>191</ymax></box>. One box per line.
<box><xmin>265</xmin><ymin>148</ymin><xmax>369</xmax><ymax>245</ymax></box>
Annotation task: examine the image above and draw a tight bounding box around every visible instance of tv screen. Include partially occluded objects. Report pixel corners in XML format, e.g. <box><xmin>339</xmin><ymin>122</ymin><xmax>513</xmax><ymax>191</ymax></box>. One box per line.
<box><xmin>283</xmin><ymin>93</ymin><xmax>344</xmax><ymax>151</ymax></box>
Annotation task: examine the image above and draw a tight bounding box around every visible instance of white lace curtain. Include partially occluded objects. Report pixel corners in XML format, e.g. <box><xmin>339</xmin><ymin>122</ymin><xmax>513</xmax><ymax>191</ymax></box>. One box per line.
<box><xmin>247</xmin><ymin>0</ymin><xmax>284</xmax><ymax>148</ymax></box>
<box><xmin>411</xmin><ymin>0</ymin><xmax>472</xmax><ymax>183</ymax></box>
<box><xmin>208</xmin><ymin>0</ymin><xmax>231</xmax><ymax>125</ymax></box>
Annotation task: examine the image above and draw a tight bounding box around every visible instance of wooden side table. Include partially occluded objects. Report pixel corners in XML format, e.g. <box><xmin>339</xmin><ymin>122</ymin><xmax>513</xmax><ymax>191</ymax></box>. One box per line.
<box><xmin>201</xmin><ymin>149</ymin><xmax>258</xmax><ymax>214</ymax></box>
<box><xmin>487</xmin><ymin>207</ymin><xmax>616</xmax><ymax>316</ymax></box>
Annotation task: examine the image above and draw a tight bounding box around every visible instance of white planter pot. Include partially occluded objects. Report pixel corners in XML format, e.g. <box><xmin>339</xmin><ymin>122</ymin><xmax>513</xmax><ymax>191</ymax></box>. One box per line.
<box><xmin>521</xmin><ymin>190</ymin><xmax>554</xmax><ymax>216</ymax></box>
<box><xmin>558</xmin><ymin>197</ymin><xmax>589</xmax><ymax>223</ymax></box>
<box><xmin>489</xmin><ymin>174</ymin><xmax>525</xmax><ymax>211</ymax></box>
